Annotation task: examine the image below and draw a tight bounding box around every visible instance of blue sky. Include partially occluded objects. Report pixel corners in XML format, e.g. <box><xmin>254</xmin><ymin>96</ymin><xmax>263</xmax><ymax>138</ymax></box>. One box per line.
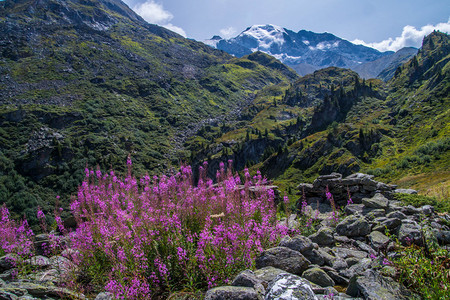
<box><xmin>122</xmin><ymin>0</ymin><xmax>450</xmax><ymax>52</ymax></box>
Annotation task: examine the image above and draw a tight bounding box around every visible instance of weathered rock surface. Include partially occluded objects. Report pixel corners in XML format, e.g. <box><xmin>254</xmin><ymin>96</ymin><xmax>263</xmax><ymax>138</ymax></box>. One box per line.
<box><xmin>265</xmin><ymin>273</ymin><xmax>318</xmax><ymax>300</ymax></box>
<box><xmin>301</xmin><ymin>267</ymin><xmax>335</xmax><ymax>287</ymax></box>
<box><xmin>347</xmin><ymin>269</ymin><xmax>420</xmax><ymax>299</ymax></box>
<box><xmin>205</xmin><ymin>286</ymin><xmax>261</xmax><ymax>300</ymax></box>
<box><xmin>336</xmin><ymin>215</ymin><xmax>371</xmax><ymax>237</ymax></box>
<box><xmin>255</xmin><ymin>247</ymin><xmax>310</xmax><ymax>275</ymax></box>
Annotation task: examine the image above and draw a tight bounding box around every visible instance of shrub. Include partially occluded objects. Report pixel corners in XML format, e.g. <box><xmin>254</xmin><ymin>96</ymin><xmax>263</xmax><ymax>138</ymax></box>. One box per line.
<box><xmin>66</xmin><ymin>160</ymin><xmax>288</xmax><ymax>299</ymax></box>
<box><xmin>394</xmin><ymin>193</ymin><xmax>450</xmax><ymax>213</ymax></box>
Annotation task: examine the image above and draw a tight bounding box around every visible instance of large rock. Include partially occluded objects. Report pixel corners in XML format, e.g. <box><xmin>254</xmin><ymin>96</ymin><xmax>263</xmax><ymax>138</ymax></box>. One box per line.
<box><xmin>302</xmin><ymin>249</ymin><xmax>325</xmax><ymax>266</ymax></box>
<box><xmin>0</xmin><ymin>290</ymin><xmax>18</xmax><ymax>300</ymax></box>
<box><xmin>255</xmin><ymin>247</ymin><xmax>310</xmax><ymax>275</ymax></box>
<box><xmin>332</xmin><ymin>247</ymin><xmax>368</xmax><ymax>260</ymax></box>
<box><xmin>436</xmin><ymin>230</ymin><xmax>450</xmax><ymax>245</ymax></box>
<box><xmin>0</xmin><ymin>254</ymin><xmax>17</xmax><ymax>272</ymax></box>
<box><xmin>398</xmin><ymin>221</ymin><xmax>424</xmax><ymax>246</ymax></box>
<box><xmin>302</xmin><ymin>267</ymin><xmax>335</xmax><ymax>287</ymax></box>
<box><xmin>1</xmin><ymin>282</ymin><xmax>85</xmax><ymax>299</ymax></box>
<box><xmin>265</xmin><ymin>273</ymin><xmax>318</xmax><ymax>300</ymax></box>
<box><xmin>24</xmin><ymin>256</ymin><xmax>51</xmax><ymax>268</ymax></box>
<box><xmin>95</xmin><ymin>292</ymin><xmax>114</xmax><ymax>300</ymax></box>
<box><xmin>336</xmin><ymin>215</ymin><xmax>370</xmax><ymax>237</ymax></box>
<box><xmin>347</xmin><ymin>269</ymin><xmax>419</xmax><ymax>299</ymax></box>
<box><xmin>253</xmin><ymin>267</ymin><xmax>286</xmax><ymax>287</ymax></box>
<box><xmin>394</xmin><ymin>189</ymin><xmax>417</xmax><ymax>195</ymax></box>
<box><xmin>362</xmin><ymin>193</ymin><xmax>389</xmax><ymax>209</ymax></box>
<box><xmin>372</xmin><ymin>217</ymin><xmax>402</xmax><ymax>232</ymax></box>
<box><xmin>204</xmin><ymin>286</ymin><xmax>260</xmax><ymax>300</ymax></box>
<box><xmin>309</xmin><ymin>227</ymin><xmax>335</xmax><ymax>246</ymax></box>
<box><xmin>368</xmin><ymin>231</ymin><xmax>390</xmax><ymax>251</ymax></box>
<box><xmin>340</xmin><ymin>258</ymin><xmax>372</xmax><ymax>279</ymax></box>
<box><xmin>279</xmin><ymin>235</ymin><xmax>314</xmax><ymax>253</ymax></box>
<box><xmin>231</xmin><ymin>270</ymin><xmax>265</xmax><ymax>295</ymax></box>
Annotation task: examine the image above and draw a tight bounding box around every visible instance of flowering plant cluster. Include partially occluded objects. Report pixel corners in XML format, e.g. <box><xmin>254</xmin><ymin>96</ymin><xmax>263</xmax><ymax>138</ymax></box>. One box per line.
<box><xmin>0</xmin><ymin>205</ymin><xmax>34</xmax><ymax>258</ymax></box>
<box><xmin>65</xmin><ymin>160</ymin><xmax>288</xmax><ymax>299</ymax></box>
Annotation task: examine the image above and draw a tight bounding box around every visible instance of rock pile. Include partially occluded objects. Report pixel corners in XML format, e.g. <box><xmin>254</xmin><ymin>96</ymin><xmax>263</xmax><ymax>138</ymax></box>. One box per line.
<box><xmin>296</xmin><ymin>172</ymin><xmax>417</xmax><ymax>207</ymax></box>
<box><xmin>205</xmin><ymin>174</ymin><xmax>450</xmax><ymax>300</ymax></box>
<box><xmin>0</xmin><ymin>234</ymin><xmax>114</xmax><ymax>300</ymax></box>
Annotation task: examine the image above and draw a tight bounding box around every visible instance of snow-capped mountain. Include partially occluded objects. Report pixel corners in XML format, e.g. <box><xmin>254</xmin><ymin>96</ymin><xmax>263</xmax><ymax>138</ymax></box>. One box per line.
<box><xmin>204</xmin><ymin>25</ymin><xmax>395</xmax><ymax>76</ymax></box>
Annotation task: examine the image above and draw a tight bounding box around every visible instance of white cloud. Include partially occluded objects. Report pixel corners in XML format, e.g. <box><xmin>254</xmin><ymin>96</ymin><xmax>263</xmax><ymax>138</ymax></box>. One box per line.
<box><xmin>133</xmin><ymin>1</ymin><xmax>172</xmax><ymax>24</ymax></box>
<box><xmin>132</xmin><ymin>1</ymin><xmax>186</xmax><ymax>37</ymax></box>
<box><xmin>352</xmin><ymin>20</ymin><xmax>450</xmax><ymax>52</ymax></box>
<box><xmin>163</xmin><ymin>23</ymin><xmax>187</xmax><ymax>37</ymax></box>
<box><xmin>219</xmin><ymin>27</ymin><xmax>237</xmax><ymax>39</ymax></box>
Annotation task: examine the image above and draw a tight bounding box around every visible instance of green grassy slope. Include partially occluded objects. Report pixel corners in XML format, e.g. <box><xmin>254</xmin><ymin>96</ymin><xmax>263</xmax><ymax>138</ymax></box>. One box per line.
<box><xmin>0</xmin><ymin>0</ymin><xmax>298</xmax><ymax>224</ymax></box>
<box><xmin>191</xmin><ymin>31</ymin><xmax>449</xmax><ymax>197</ymax></box>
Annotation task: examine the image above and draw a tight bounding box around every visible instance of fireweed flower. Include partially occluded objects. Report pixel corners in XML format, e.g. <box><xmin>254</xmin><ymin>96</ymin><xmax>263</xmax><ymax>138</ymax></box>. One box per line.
<box><xmin>1</xmin><ymin>161</ymin><xmax>288</xmax><ymax>299</ymax></box>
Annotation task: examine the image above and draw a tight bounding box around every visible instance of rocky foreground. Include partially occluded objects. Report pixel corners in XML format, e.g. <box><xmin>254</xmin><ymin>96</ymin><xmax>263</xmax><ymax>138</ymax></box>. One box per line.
<box><xmin>205</xmin><ymin>173</ymin><xmax>450</xmax><ymax>300</ymax></box>
<box><xmin>1</xmin><ymin>173</ymin><xmax>449</xmax><ymax>300</ymax></box>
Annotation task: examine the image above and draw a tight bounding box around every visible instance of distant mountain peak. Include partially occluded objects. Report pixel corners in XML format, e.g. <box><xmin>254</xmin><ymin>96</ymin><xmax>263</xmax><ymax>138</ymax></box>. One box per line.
<box><xmin>204</xmin><ymin>24</ymin><xmax>406</xmax><ymax>77</ymax></box>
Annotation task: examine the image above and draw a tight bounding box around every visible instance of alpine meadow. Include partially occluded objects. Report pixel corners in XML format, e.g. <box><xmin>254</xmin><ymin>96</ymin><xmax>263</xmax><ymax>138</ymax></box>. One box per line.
<box><xmin>0</xmin><ymin>0</ymin><xmax>449</xmax><ymax>299</ymax></box>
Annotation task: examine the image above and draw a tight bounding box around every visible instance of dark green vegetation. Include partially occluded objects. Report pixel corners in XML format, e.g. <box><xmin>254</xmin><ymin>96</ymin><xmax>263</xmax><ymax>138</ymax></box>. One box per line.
<box><xmin>190</xmin><ymin>31</ymin><xmax>449</xmax><ymax>200</ymax></box>
<box><xmin>0</xmin><ymin>0</ymin><xmax>297</xmax><ymax>225</ymax></box>
<box><xmin>394</xmin><ymin>193</ymin><xmax>450</xmax><ymax>213</ymax></box>
<box><xmin>0</xmin><ymin>0</ymin><xmax>449</xmax><ymax>228</ymax></box>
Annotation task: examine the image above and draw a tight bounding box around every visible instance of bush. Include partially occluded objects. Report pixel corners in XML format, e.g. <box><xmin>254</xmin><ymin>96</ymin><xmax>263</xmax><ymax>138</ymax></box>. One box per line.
<box><xmin>394</xmin><ymin>193</ymin><xmax>450</xmax><ymax>213</ymax></box>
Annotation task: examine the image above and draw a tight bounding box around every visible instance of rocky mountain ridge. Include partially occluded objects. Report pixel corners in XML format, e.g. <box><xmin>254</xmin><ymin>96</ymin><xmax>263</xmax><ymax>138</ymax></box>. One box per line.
<box><xmin>204</xmin><ymin>24</ymin><xmax>416</xmax><ymax>79</ymax></box>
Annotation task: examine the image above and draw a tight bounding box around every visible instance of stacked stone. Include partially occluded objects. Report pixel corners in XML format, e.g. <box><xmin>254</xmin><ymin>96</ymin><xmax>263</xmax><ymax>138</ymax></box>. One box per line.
<box><xmin>296</xmin><ymin>173</ymin><xmax>415</xmax><ymax>207</ymax></box>
<box><xmin>206</xmin><ymin>186</ymin><xmax>450</xmax><ymax>299</ymax></box>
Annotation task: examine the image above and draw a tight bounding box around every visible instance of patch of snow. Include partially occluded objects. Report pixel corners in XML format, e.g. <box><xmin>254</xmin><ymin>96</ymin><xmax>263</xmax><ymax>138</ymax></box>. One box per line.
<box><xmin>272</xmin><ymin>53</ymin><xmax>302</xmax><ymax>61</ymax></box>
<box><xmin>203</xmin><ymin>39</ymin><xmax>219</xmax><ymax>48</ymax></box>
<box><xmin>303</xmin><ymin>40</ymin><xmax>310</xmax><ymax>45</ymax></box>
<box><xmin>240</xmin><ymin>24</ymin><xmax>286</xmax><ymax>49</ymax></box>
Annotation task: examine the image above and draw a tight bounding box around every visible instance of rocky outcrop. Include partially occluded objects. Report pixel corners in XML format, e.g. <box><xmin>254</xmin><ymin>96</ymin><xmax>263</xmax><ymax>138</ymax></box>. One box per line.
<box><xmin>296</xmin><ymin>172</ymin><xmax>405</xmax><ymax>206</ymax></box>
<box><xmin>205</xmin><ymin>174</ymin><xmax>449</xmax><ymax>300</ymax></box>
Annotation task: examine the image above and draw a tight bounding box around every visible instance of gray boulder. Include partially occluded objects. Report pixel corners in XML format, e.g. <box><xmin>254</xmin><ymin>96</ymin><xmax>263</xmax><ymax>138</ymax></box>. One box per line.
<box><xmin>362</xmin><ymin>193</ymin><xmax>389</xmax><ymax>209</ymax></box>
<box><xmin>302</xmin><ymin>267</ymin><xmax>335</xmax><ymax>287</ymax></box>
<box><xmin>265</xmin><ymin>273</ymin><xmax>318</xmax><ymax>300</ymax></box>
<box><xmin>386</xmin><ymin>211</ymin><xmax>407</xmax><ymax>220</ymax></box>
<box><xmin>0</xmin><ymin>254</ymin><xmax>17</xmax><ymax>272</ymax></box>
<box><xmin>332</xmin><ymin>247</ymin><xmax>368</xmax><ymax>260</ymax></box>
<box><xmin>309</xmin><ymin>227</ymin><xmax>335</xmax><ymax>246</ymax></box>
<box><xmin>279</xmin><ymin>235</ymin><xmax>314</xmax><ymax>253</ymax></box>
<box><xmin>232</xmin><ymin>270</ymin><xmax>265</xmax><ymax>295</ymax></box>
<box><xmin>347</xmin><ymin>269</ymin><xmax>420</xmax><ymax>299</ymax></box>
<box><xmin>368</xmin><ymin>231</ymin><xmax>390</xmax><ymax>251</ymax></box>
<box><xmin>302</xmin><ymin>248</ymin><xmax>325</xmax><ymax>266</ymax></box>
<box><xmin>436</xmin><ymin>230</ymin><xmax>450</xmax><ymax>245</ymax></box>
<box><xmin>340</xmin><ymin>258</ymin><xmax>373</xmax><ymax>279</ymax></box>
<box><xmin>205</xmin><ymin>286</ymin><xmax>260</xmax><ymax>300</ymax></box>
<box><xmin>336</xmin><ymin>215</ymin><xmax>370</xmax><ymax>237</ymax></box>
<box><xmin>398</xmin><ymin>221</ymin><xmax>424</xmax><ymax>246</ymax></box>
<box><xmin>24</xmin><ymin>256</ymin><xmax>51</xmax><ymax>268</ymax></box>
<box><xmin>255</xmin><ymin>247</ymin><xmax>310</xmax><ymax>275</ymax></box>
<box><xmin>95</xmin><ymin>292</ymin><xmax>114</xmax><ymax>300</ymax></box>
<box><xmin>372</xmin><ymin>217</ymin><xmax>402</xmax><ymax>232</ymax></box>
<box><xmin>253</xmin><ymin>267</ymin><xmax>286</xmax><ymax>287</ymax></box>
